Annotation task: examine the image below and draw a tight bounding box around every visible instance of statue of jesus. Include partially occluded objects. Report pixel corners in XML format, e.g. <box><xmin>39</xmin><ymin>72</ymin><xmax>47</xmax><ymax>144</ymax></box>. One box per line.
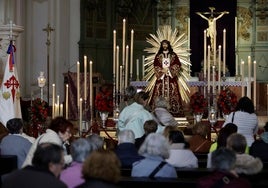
<box><xmin>196</xmin><ymin>7</ymin><xmax>229</xmax><ymax>52</ymax></box>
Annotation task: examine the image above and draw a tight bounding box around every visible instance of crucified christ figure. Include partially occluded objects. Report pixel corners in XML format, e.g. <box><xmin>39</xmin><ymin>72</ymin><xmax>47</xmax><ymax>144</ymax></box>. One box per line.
<box><xmin>196</xmin><ymin>7</ymin><xmax>229</xmax><ymax>52</ymax></box>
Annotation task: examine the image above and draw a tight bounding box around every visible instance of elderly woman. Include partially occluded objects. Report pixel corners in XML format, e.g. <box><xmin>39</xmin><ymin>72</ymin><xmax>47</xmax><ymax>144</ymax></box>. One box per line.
<box><xmin>22</xmin><ymin>116</ymin><xmax>74</xmax><ymax>167</ymax></box>
<box><xmin>131</xmin><ymin>133</ymin><xmax>177</xmax><ymax>178</ymax></box>
<box><xmin>60</xmin><ymin>138</ymin><xmax>95</xmax><ymax>188</ymax></box>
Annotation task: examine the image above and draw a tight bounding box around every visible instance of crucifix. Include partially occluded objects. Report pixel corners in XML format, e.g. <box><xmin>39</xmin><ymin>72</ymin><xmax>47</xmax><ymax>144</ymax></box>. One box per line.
<box><xmin>196</xmin><ymin>7</ymin><xmax>229</xmax><ymax>53</ymax></box>
<box><xmin>43</xmin><ymin>23</ymin><xmax>54</xmax><ymax>105</ymax></box>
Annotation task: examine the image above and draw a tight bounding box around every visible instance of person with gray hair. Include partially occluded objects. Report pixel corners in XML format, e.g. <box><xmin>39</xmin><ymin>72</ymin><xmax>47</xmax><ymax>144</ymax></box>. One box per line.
<box><xmin>197</xmin><ymin>148</ymin><xmax>251</xmax><ymax>187</ymax></box>
<box><xmin>86</xmin><ymin>133</ymin><xmax>104</xmax><ymax>150</ymax></box>
<box><xmin>60</xmin><ymin>138</ymin><xmax>94</xmax><ymax>187</ymax></box>
<box><xmin>114</xmin><ymin>129</ymin><xmax>144</xmax><ymax>168</ymax></box>
<box><xmin>119</xmin><ymin>85</ymin><xmax>137</xmax><ymax>112</ymax></box>
<box><xmin>152</xmin><ymin>96</ymin><xmax>179</xmax><ymax>127</ymax></box>
<box><xmin>131</xmin><ymin>133</ymin><xmax>177</xmax><ymax>178</ymax></box>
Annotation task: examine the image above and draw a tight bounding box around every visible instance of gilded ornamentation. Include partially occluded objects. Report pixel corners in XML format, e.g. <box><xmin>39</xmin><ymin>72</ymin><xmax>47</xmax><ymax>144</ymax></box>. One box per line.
<box><xmin>237</xmin><ymin>6</ymin><xmax>252</xmax><ymax>41</ymax></box>
<box><xmin>175</xmin><ymin>7</ymin><xmax>189</xmax><ymax>36</ymax></box>
<box><xmin>2</xmin><ymin>91</ymin><xmax>10</xmax><ymax>100</ymax></box>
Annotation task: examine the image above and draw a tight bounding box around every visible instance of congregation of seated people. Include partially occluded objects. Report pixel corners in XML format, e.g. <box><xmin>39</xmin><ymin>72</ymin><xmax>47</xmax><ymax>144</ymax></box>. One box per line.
<box><xmin>0</xmin><ymin>93</ymin><xmax>268</xmax><ymax>187</ymax></box>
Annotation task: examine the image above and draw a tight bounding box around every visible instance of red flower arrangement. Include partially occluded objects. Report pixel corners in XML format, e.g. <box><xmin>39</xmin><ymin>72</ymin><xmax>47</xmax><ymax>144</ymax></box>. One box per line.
<box><xmin>29</xmin><ymin>98</ymin><xmax>48</xmax><ymax>137</ymax></box>
<box><xmin>190</xmin><ymin>91</ymin><xmax>207</xmax><ymax>114</ymax></box>
<box><xmin>217</xmin><ymin>88</ymin><xmax>238</xmax><ymax>114</ymax></box>
<box><xmin>95</xmin><ymin>88</ymin><xmax>113</xmax><ymax>113</ymax></box>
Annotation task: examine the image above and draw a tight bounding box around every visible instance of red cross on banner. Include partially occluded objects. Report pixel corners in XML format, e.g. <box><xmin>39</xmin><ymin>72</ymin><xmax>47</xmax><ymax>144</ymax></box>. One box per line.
<box><xmin>4</xmin><ymin>75</ymin><xmax>20</xmax><ymax>102</ymax></box>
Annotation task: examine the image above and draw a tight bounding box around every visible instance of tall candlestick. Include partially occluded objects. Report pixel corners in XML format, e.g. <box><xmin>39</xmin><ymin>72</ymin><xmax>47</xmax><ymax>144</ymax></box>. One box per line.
<box><xmin>52</xmin><ymin>83</ymin><xmax>55</xmax><ymax>118</ymax></box>
<box><xmin>247</xmin><ymin>56</ymin><xmax>251</xmax><ymax>98</ymax></box>
<box><xmin>241</xmin><ymin>60</ymin><xmax>245</xmax><ymax>97</ymax></box>
<box><xmin>235</xmin><ymin>17</ymin><xmax>237</xmax><ymax>47</ymax></box>
<box><xmin>79</xmin><ymin>98</ymin><xmax>83</xmax><ymax>135</ymax></box>
<box><xmin>65</xmin><ymin>84</ymin><xmax>68</xmax><ymax>119</ymax></box>
<box><xmin>120</xmin><ymin>66</ymin><xmax>123</xmax><ymax>94</ymax></box>
<box><xmin>142</xmin><ymin>55</ymin><xmax>145</xmax><ymax>80</ymax></box>
<box><xmin>125</xmin><ymin>45</ymin><xmax>129</xmax><ymax>87</ymax></box>
<box><xmin>56</xmin><ymin>95</ymin><xmax>60</xmax><ymax>117</ymax></box>
<box><xmin>212</xmin><ymin>66</ymin><xmax>215</xmax><ymax>94</ymax></box>
<box><xmin>90</xmin><ymin>61</ymin><xmax>93</xmax><ymax>110</ymax></box>
<box><xmin>188</xmin><ymin>18</ymin><xmax>190</xmax><ymax>48</ymax></box>
<box><xmin>77</xmin><ymin>61</ymin><xmax>80</xmax><ymax>109</ymax></box>
<box><xmin>236</xmin><ymin>54</ymin><xmax>238</xmax><ymax>75</ymax></box>
<box><xmin>207</xmin><ymin>46</ymin><xmax>211</xmax><ymax>94</ymax></box>
<box><xmin>253</xmin><ymin>60</ymin><xmax>256</xmax><ymax>109</ymax></box>
<box><xmin>113</xmin><ymin>30</ymin><xmax>116</xmax><ymax>75</ymax></box>
<box><xmin>116</xmin><ymin>46</ymin><xmax>119</xmax><ymax>92</ymax></box>
<box><xmin>136</xmin><ymin>59</ymin><xmax>139</xmax><ymax>81</ymax></box>
<box><xmin>60</xmin><ymin>104</ymin><xmax>63</xmax><ymax>116</ymax></box>
<box><xmin>204</xmin><ymin>30</ymin><xmax>207</xmax><ymax>78</ymax></box>
<box><xmin>218</xmin><ymin>45</ymin><xmax>221</xmax><ymax>93</ymax></box>
<box><xmin>84</xmin><ymin>56</ymin><xmax>87</xmax><ymax>101</ymax></box>
<box><xmin>130</xmin><ymin>30</ymin><xmax>134</xmax><ymax>78</ymax></box>
<box><xmin>223</xmin><ymin>29</ymin><xmax>226</xmax><ymax>75</ymax></box>
<box><xmin>213</xmin><ymin>19</ymin><xmax>216</xmax><ymax>66</ymax></box>
<box><xmin>122</xmin><ymin>19</ymin><xmax>126</xmax><ymax>68</ymax></box>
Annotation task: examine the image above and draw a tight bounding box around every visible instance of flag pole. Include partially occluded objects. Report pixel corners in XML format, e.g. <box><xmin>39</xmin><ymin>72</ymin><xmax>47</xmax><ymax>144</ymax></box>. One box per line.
<box><xmin>43</xmin><ymin>23</ymin><xmax>54</xmax><ymax>108</ymax></box>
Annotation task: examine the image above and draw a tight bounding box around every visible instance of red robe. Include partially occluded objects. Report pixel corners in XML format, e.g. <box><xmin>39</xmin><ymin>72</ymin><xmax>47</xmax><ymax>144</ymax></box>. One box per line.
<box><xmin>149</xmin><ymin>52</ymin><xmax>184</xmax><ymax>117</ymax></box>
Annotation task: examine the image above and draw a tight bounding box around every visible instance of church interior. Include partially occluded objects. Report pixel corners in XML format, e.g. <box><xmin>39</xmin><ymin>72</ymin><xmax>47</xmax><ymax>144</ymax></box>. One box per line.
<box><xmin>1</xmin><ymin>0</ymin><xmax>268</xmax><ymax>187</ymax></box>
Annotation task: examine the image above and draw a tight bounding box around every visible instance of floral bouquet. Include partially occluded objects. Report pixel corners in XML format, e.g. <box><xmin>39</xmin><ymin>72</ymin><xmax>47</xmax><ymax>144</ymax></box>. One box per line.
<box><xmin>28</xmin><ymin>98</ymin><xmax>49</xmax><ymax>137</ymax></box>
<box><xmin>95</xmin><ymin>89</ymin><xmax>113</xmax><ymax>113</ymax></box>
<box><xmin>217</xmin><ymin>88</ymin><xmax>238</xmax><ymax>115</ymax></box>
<box><xmin>189</xmin><ymin>91</ymin><xmax>207</xmax><ymax>114</ymax></box>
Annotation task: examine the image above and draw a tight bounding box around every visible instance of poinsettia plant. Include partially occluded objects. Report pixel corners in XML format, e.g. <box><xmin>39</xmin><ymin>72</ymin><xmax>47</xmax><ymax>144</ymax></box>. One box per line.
<box><xmin>190</xmin><ymin>91</ymin><xmax>207</xmax><ymax>114</ymax></box>
<box><xmin>217</xmin><ymin>88</ymin><xmax>238</xmax><ymax>114</ymax></box>
<box><xmin>95</xmin><ymin>86</ymin><xmax>113</xmax><ymax>113</ymax></box>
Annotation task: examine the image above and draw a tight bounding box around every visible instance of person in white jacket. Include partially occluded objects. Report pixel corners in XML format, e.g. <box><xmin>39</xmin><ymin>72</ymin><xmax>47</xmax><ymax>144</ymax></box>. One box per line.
<box><xmin>22</xmin><ymin>117</ymin><xmax>73</xmax><ymax>167</ymax></box>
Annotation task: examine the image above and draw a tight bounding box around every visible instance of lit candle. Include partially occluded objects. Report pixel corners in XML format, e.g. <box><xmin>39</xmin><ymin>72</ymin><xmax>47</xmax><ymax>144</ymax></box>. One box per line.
<box><xmin>60</xmin><ymin>104</ymin><xmax>63</xmax><ymax>116</ymax></box>
<box><xmin>247</xmin><ymin>56</ymin><xmax>251</xmax><ymax>98</ymax></box>
<box><xmin>142</xmin><ymin>55</ymin><xmax>145</xmax><ymax>80</ymax></box>
<box><xmin>84</xmin><ymin>56</ymin><xmax>87</xmax><ymax>101</ymax></box>
<box><xmin>241</xmin><ymin>60</ymin><xmax>245</xmax><ymax>97</ymax></box>
<box><xmin>235</xmin><ymin>17</ymin><xmax>237</xmax><ymax>47</ymax></box>
<box><xmin>218</xmin><ymin>45</ymin><xmax>221</xmax><ymax>93</ymax></box>
<box><xmin>57</xmin><ymin>95</ymin><xmax>60</xmax><ymax>107</ymax></box>
<box><xmin>213</xmin><ymin>19</ymin><xmax>216</xmax><ymax>65</ymax></box>
<box><xmin>113</xmin><ymin>30</ymin><xmax>116</xmax><ymax>75</ymax></box>
<box><xmin>253</xmin><ymin>60</ymin><xmax>256</xmax><ymax>109</ymax></box>
<box><xmin>204</xmin><ymin>30</ymin><xmax>207</xmax><ymax>78</ymax></box>
<box><xmin>136</xmin><ymin>59</ymin><xmax>139</xmax><ymax>81</ymax></box>
<box><xmin>77</xmin><ymin>61</ymin><xmax>80</xmax><ymax>109</ymax></box>
<box><xmin>130</xmin><ymin>30</ymin><xmax>134</xmax><ymax>78</ymax></box>
<box><xmin>116</xmin><ymin>46</ymin><xmax>119</xmax><ymax>92</ymax></box>
<box><xmin>79</xmin><ymin>98</ymin><xmax>83</xmax><ymax>135</ymax></box>
<box><xmin>120</xmin><ymin>66</ymin><xmax>123</xmax><ymax>94</ymax></box>
<box><xmin>188</xmin><ymin>18</ymin><xmax>190</xmax><ymax>48</ymax></box>
<box><xmin>212</xmin><ymin>66</ymin><xmax>215</xmax><ymax>94</ymax></box>
<box><xmin>54</xmin><ymin>103</ymin><xmax>58</xmax><ymax>117</ymax></box>
<box><xmin>208</xmin><ymin>46</ymin><xmax>211</xmax><ymax>94</ymax></box>
<box><xmin>65</xmin><ymin>84</ymin><xmax>68</xmax><ymax>119</ymax></box>
<box><xmin>223</xmin><ymin>29</ymin><xmax>226</xmax><ymax>75</ymax></box>
<box><xmin>122</xmin><ymin>19</ymin><xmax>126</xmax><ymax>68</ymax></box>
<box><xmin>125</xmin><ymin>45</ymin><xmax>129</xmax><ymax>87</ymax></box>
<box><xmin>52</xmin><ymin>84</ymin><xmax>55</xmax><ymax>118</ymax></box>
<box><xmin>90</xmin><ymin>61</ymin><xmax>93</xmax><ymax>110</ymax></box>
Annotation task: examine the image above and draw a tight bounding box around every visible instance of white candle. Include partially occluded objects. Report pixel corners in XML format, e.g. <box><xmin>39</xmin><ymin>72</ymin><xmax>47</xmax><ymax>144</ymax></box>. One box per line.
<box><xmin>142</xmin><ymin>55</ymin><xmax>145</xmax><ymax>80</ymax></box>
<box><xmin>247</xmin><ymin>56</ymin><xmax>251</xmax><ymax>98</ymax></box>
<box><xmin>213</xmin><ymin>19</ymin><xmax>216</xmax><ymax>66</ymax></box>
<box><xmin>84</xmin><ymin>56</ymin><xmax>87</xmax><ymax>101</ymax></box>
<box><xmin>223</xmin><ymin>29</ymin><xmax>226</xmax><ymax>75</ymax></box>
<box><xmin>52</xmin><ymin>84</ymin><xmax>55</xmax><ymax>118</ymax></box>
<box><xmin>218</xmin><ymin>45</ymin><xmax>221</xmax><ymax>93</ymax></box>
<box><xmin>188</xmin><ymin>18</ymin><xmax>190</xmax><ymax>48</ymax></box>
<box><xmin>79</xmin><ymin>98</ymin><xmax>83</xmax><ymax>135</ymax></box>
<box><xmin>90</xmin><ymin>61</ymin><xmax>93</xmax><ymax>109</ymax></box>
<box><xmin>113</xmin><ymin>30</ymin><xmax>116</xmax><ymax>75</ymax></box>
<box><xmin>236</xmin><ymin>54</ymin><xmax>238</xmax><ymax>75</ymax></box>
<box><xmin>120</xmin><ymin>66</ymin><xmax>123</xmax><ymax>94</ymax></box>
<box><xmin>125</xmin><ymin>45</ymin><xmax>129</xmax><ymax>87</ymax></box>
<box><xmin>235</xmin><ymin>17</ymin><xmax>237</xmax><ymax>47</ymax></box>
<box><xmin>212</xmin><ymin>66</ymin><xmax>215</xmax><ymax>94</ymax></box>
<box><xmin>116</xmin><ymin>46</ymin><xmax>119</xmax><ymax>92</ymax></box>
<box><xmin>60</xmin><ymin>104</ymin><xmax>63</xmax><ymax>116</ymax></box>
<box><xmin>208</xmin><ymin>46</ymin><xmax>211</xmax><ymax>94</ymax></box>
<box><xmin>77</xmin><ymin>61</ymin><xmax>80</xmax><ymax>109</ymax></box>
<box><xmin>122</xmin><ymin>19</ymin><xmax>126</xmax><ymax>68</ymax></box>
<box><xmin>65</xmin><ymin>84</ymin><xmax>68</xmax><ymax>119</ymax></box>
<box><xmin>136</xmin><ymin>59</ymin><xmax>139</xmax><ymax>81</ymax></box>
<box><xmin>241</xmin><ymin>60</ymin><xmax>245</xmax><ymax>97</ymax></box>
<box><xmin>253</xmin><ymin>60</ymin><xmax>256</xmax><ymax>109</ymax></box>
<box><xmin>204</xmin><ymin>30</ymin><xmax>207</xmax><ymax>78</ymax></box>
<box><xmin>130</xmin><ymin>30</ymin><xmax>134</xmax><ymax>77</ymax></box>
<box><xmin>54</xmin><ymin>103</ymin><xmax>58</xmax><ymax>117</ymax></box>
